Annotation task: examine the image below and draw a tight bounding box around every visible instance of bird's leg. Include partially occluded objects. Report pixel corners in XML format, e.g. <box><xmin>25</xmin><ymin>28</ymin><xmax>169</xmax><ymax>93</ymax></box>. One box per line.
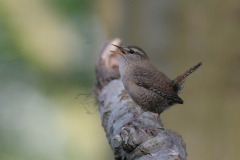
<box><xmin>138</xmin><ymin>113</ymin><xmax>160</xmax><ymax>136</ymax></box>
<box><xmin>151</xmin><ymin>113</ymin><xmax>160</xmax><ymax>131</ymax></box>
<box><xmin>122</xmin><ymin>111</ymin><xmax>146</xmax><ymax>128</ymax></box>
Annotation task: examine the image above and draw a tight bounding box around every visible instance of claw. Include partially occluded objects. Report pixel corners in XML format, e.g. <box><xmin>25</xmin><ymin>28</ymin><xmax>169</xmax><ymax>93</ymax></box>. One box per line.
<box><xmin>139</xmin><ymin>127</ymin><xmax>156</xmax><ymax>136</ymax></box>
<box><xmin>122</xmin><ymin>122</ymin><xmax>139</xmax><ymax>129</ymax></box>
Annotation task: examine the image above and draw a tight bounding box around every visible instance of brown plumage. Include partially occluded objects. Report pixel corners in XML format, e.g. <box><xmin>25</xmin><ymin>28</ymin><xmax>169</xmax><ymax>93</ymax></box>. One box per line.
<box><xmin>112</xmin><ymin>44</ymin><xmax>202</xmax><ymax>131</ymax></box>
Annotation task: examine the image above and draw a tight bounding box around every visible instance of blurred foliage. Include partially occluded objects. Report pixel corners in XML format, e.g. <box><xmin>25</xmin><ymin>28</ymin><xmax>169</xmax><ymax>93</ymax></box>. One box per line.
<box><xmin>0</xmin><ymin>0</ymin><xmax>112</xmax><ymax>160</ymax></box>
<box><xmin>46</xmin><ymin>0</ymin><xmax>93</xmax><ymax>15</ymax></box>
<box><xmin>0</xmin><ymin>0</ymin><xmax>98</xmax><ymax>93</ymax></box>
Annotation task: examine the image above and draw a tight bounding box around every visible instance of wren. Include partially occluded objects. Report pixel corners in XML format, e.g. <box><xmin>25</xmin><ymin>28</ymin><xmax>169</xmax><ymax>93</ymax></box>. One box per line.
<box><xmin>111</xmin><ymin>44</ymin><xmax>202</xmax><ymax>131</ymax></box>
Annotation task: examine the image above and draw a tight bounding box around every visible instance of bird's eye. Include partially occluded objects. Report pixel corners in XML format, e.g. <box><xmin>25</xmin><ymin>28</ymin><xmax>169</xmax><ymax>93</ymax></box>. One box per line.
<box><xmin>129</xmin><ymin>50</ymin><xmax>134</xmax><ymax>54</ymax></box>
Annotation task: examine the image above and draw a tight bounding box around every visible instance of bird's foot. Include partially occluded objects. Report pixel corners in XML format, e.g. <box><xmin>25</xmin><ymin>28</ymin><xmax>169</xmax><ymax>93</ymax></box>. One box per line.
<box><xmin>122</xmin><ymin>122</ymin><xmax>139</xmax><ymax>129</ymax></box>
<box><xmin>140</xmin><ymin>127</ymin><xmax>156</xmax><ymax>136</ymax></box>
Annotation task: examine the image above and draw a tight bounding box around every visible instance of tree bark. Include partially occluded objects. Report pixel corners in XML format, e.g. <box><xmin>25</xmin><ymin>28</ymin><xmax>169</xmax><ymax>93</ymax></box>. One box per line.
<box><xmin>93</xmin><ymin>38</ymin><xmax>187</xmax><ymax>160</ymax></box>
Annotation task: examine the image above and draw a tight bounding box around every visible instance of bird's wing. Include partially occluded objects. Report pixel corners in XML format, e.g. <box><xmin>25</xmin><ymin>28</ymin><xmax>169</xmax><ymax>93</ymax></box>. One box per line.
<box><xmin>134</xmin><ymin>67</ymin><xmax>183</xmax><ymax>104</ymax></box>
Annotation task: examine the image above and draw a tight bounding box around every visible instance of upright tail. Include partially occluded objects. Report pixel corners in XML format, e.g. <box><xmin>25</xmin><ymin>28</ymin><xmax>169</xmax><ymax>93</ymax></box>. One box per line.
<box><xmin>173</xmin><ymin>62</ymin><xmax>202</xmax><ymax>93</ymax></box>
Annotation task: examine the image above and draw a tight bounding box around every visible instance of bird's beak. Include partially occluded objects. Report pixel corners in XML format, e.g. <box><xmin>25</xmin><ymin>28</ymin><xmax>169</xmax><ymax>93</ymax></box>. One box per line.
<box><xmin>111</xmin><ymin>44</ymin><xmax>126</xmax><ymax>55</ymax></box>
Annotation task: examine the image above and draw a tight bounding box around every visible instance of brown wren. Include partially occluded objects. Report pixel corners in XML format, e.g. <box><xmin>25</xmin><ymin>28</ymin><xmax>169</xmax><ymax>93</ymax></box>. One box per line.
<box><xmin>112</xmin><ymin>44</ymin><xmax>202</xmax><ymax>131</ymax></box>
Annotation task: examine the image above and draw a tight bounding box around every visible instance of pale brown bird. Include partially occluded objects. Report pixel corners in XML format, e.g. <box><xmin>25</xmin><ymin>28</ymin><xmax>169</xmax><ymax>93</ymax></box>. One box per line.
<box><xmin>112</xmin><ymin>44</ymin><xmax>202</xmax><ymax>131</ymax></box>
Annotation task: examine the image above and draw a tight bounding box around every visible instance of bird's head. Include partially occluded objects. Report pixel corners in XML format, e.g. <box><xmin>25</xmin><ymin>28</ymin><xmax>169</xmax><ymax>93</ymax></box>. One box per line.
<box><xmin>111</xmin><ymin>44</ymin><xmax>149</xmax><ymax>63</ymax></box>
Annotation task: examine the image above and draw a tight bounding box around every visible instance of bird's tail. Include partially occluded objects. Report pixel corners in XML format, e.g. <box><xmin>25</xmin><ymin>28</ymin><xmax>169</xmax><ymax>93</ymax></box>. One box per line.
<box><xmin>173</xmin><ymin>62</ymin><xmax>202</xmax><ymax>93</ymax></box>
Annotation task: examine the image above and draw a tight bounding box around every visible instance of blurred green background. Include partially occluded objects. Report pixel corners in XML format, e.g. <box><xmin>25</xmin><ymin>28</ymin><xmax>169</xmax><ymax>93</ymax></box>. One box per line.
<box><xmin>0</xmin><ymin>0</ymin><xmax>240</xmax><ymax>160</ymax></box>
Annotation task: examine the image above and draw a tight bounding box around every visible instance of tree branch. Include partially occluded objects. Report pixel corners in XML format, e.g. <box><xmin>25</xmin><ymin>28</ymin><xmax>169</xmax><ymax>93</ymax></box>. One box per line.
<box><xmin>93</xmin><ymin>38</ymin><xmax>187</xmax><ymax>160</ymax></box>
